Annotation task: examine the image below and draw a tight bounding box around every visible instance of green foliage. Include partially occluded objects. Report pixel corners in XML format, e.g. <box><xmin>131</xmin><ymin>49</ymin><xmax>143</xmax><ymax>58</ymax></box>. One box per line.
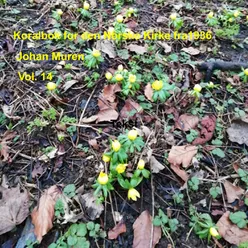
<box><xmin>209</xmin><ymin>186</ymin><xmax>222</xmax><ymax>199</ymax></box>
<box><xmin>188</xmin><ymin>176</ymin><xmax>200</xmax><ymax>191</ymax></box>
<box><xmin>172</xmin><ymin>193</ymin><xmax>184</xmax><ymax>205</ymax></box>
<box><xmin>84</xmin><ymin>49</ymin><xmax>104</xmax><ymax>69</ymax></box>
<box><xmin>186</xmin><ymin>129</ymin><xmax>198</xmax><ymax>143</ymax></box>
<box><xmin>0</xmin><ymin>111</ymin><xmax>7</xmax><ymax>125</ymax></box>
<box><xmin>0</xmin><ymin>0</ymin><xmax>6</xmax><ymax>5</ymax></box>
<box><xmin>238</xmin><ymin>169</ymin><xmax>248</xmax><ymax>187</ymax></box>
<box><xmin>60</xmin><ymin>115</ymin><xmax>77</xmax><ymax>124</ymax></box>
<box><xmin>27</xmin><ymin>118</ymin><xmax>49</xmax><ymax>133</ymax></box>
<box><xmin>55</xmin><ymin>198</ymin><xmax>65</xmax><ymax>217</ymax></box>
<box><xmin>239</xmin><ymin>241</ymin><xmax>248</xmax><ymax>248</ymax></box>
<box><xmin>84</xmin><ymin>72</ymin><xmax>100</xmax><ymax>88</ymax></box>
<box><xmin>229</xmin><ymin>211</ymin><xmax>247</xmax><ymax>228</ymax></box>
<box><xmin>211</xmin><ymin>148</ymin><xmax>225</xmax><ymax>158</ymax></box>
<box><xmin>42</xmin><ymin>108</ymin><xmax>57</xmax><ymax>121</ymax></box>
<box><xmin>63</xmin><ymin>184</ymin><xmax>76</xmax><ymax>198</ymax></box>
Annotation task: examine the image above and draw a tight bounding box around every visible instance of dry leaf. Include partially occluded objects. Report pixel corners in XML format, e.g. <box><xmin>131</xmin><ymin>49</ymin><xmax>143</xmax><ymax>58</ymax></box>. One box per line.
<box><xmin>181</xmin><ymin>47</ymin><xmax>200</xmax><ymax>55</ymax></box>
<box><xmin>81</xmin><ymin>115</ymin><xmax>98</xmax><ymax>123</ymax></box>
<box><xmin>150</xmin><ymin>156</ymin><xmax>165</xmax><ymax>173</ymax></box>
<box><xmin>217</xmin><ymin>211</ymin><xmax>248</xmax><ymax>245</ymax></box>
<box><xmin>144</xmin><ymin>83</ymin><xmax>153</xmax><ymax>101</ymax></box>
<box><xmin>62</xmin><ymin>80</ymin><xmax>78</xmax><ymax>92</ymax></box>
<box><xmin>96</xmin><ymin>40</ymin><xmax>116</xmax><ymax>58</ymax></box>
<box><xmin>157</xmin><ymin>41</ymin><xmax>172</xmax><ymax>53</ymax></box>
<box><xmin>227</xmin><ymin>118</ymin><xmax>248</xmax><ymax>146</ymax></box>
<box><xmin>133</xmin><ymin>210</ymin><xmax>161</xmax><ymax>248</ymax></box>
<box><xmin>38</xmin><ymin>148</ymin><xmax>58</xmax><ymax>162</ymax></box>
<box><xmin>156</xmin><ymin>16</ymin><xmax>167</xmax><ymax>23</ymax></box>
<box><xmin>168</xmin><ymin>145</ymin><xmax>198</xmax><ymax>168</ymax></box>
<box><xmin>0</xmin><ymin>131</ymin><xmax>16</xmax><ymax>162</ymax></box>
<box><xmin>170</xmin><ymin>164</ymin><xmax>189</xmax><ymax>182</ymax></box>
<box><xmin>2</xmin><ymin>105</ymin><xmax>21</xmax><ymax>120</ymax></box>
<box><xmin>102</xmin><ymin>84</ymin><xmax>121</xmax><ymax>102</ymax></box>
<box><xmin>108</xmin><ymin>221</ymin><xmax>127</xmax><ymax>240</ymax></box>
<box><xmin>126</xmin><ymin>44</ymin><xmax>147</xmax><ymax>55</ymax></box>
<box><xmin>97</xmin><ymin>109</ymin><xmax>119</xmax><ymax>122</ymax></box>
<box><xmin>31</xmin><ymin>185</ymin><xmax>62</xmax><ymax>242</ymax></box>
<box><xmin>175</xmin><ymin>114</ymin><xmax>199</xmax><ymax>131</ymax></box>
<box><xmin>88</xmin><ymin>139</ymin><xmax>99</xmax><ymax>150</ymax></box>
<box><xmin>120</xmin><ymin>98</ymin><xmax>143</xmax><ymax>119</ymax></box>
<box><xmin>89</xmin><ymin>0</ymin><xmax>97</xmax><ymax>8</ymax></box>
<box><xmin>223</xmin><ymin>180</ymin><xmax>244</xmax><ymax>203</ymax></box>
<box><xmin>0</xmin><ymin>186</ymin><xmax>29</xmax><ymax>235</ymax></box>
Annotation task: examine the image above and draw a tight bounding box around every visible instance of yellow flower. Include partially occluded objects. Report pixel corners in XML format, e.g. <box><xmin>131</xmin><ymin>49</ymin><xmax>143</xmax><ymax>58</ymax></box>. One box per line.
<box><xmin>128</xmin><ymin>7</ymin><xmax>134</xmax><ymax>14</ymax></box>
<box><xmin>108</xmin><ymin>27</ymin><xmax>115</xmax><ymax>34</ymax></box>
<box><xmin>128</xmin><ymin>130</ymin><xmax>138</xmax><ymax>141</ymax></box>
<box><xmin>193</xmin><ymin>84</ymin><xmax>202</xmax><ymax>93</ymax></box>
<box><xmin>137</xmin><ymin>159</ymin><xmax>145</xmax><ymax>170</ymax></box>
<box><xmin>92</xmin><ymin>49</ymin><xmax>101</xmax><ymax>58</ymax></box>
<box><xmin>97</xmin><ymin>171</ymin><xmax>109</xmax><ymax>185</ymax></box>
<box><xmin>83</xmin><ymin>2</ymin><xmax>90</xmax><ymax>10</ymax></box>
<box><xmin>244</xmin><ymin>68</ymin><xmax>248</xmax><ymax>76</ymax></box>
<box><xmin>228</xmin><ymin>17</ymin><xmax>234</xmax><ymax>22</ymax></box>
<box><xmin>128</xmin><ymin>188</ymin><xmax>140</xmax><ymax>201</ymax></box>
<box><xmin>115</xmin><ymin>74</ymin><xmax>123</xmax><ymax>81</ymax></box>
<box><xmin>129</xmin><ymin>74</ymin><xmax>136</xmax><ymax>83</ymax></box>
<box><xmin>208</xmin><ymin>82</ymin><xmax>214</xmax><ymax>88</ymax></box>
<box><xmin>233</xmin><ymin>10</ymin><xmax>239</xmax><ymax>18</ymax></box>
<box><xmin>56</xmin><ymin>9</ymin><xmax>63</xmax><ymax>15</ymax></box>
<box><xmin>105</xmin><ymin>72</ymin><xmax>113</xmax><ymax>80</ymax></box>
<box><xmin>207</xmin><ymin>11</ymin><xmax>214</xmax><ymax>18</ymax></box>
<box><xmin>116</xmin><ymin>15</ymin><xmax>124</xmax><ymax>23</ymax></box>
<box><xmin>246</xmin><ymin>15</ymin><xmax>248</xmax><ymax>21</ymax></box>
<box><xmin>116</xmin><ymin>164</ymin><xmax>127</xmax><ymax>174</ymax></box>
<box><xmin>102</xmin><ymin>154</ymin><xmax>111</xmax><ymax>163</ymax></box>
<box><xmin>117</xmin><ymin>64</ymin><xmax>124</xmax><ymax>71</ymax></box>
<box><xmin>114</xmin><ymin>0</ymin><xmax>119</xmax><ymax>5</ymax></box>
<box><xmin>152</xmin><ymin>80</ymin><xmax>163</xmax><ymax>91</ymax></box>
<box><xmin>112</xmin><ymin>140</ymin><xmax>121</xmax><ymax>152</ymax></box>
<box><xmin>209</xmin><ymin>227</ymin><xmax>219</xmax><ymax>237</ymax></box>
<box><xmin>170</xmin><ymin>13</ymin><xmax>177</xmax><ymax>21</ymax></box>
<box><xmin>46</xmin><ymin>82</ymin><xmax>57</xmax><ymax>91</ymax></box>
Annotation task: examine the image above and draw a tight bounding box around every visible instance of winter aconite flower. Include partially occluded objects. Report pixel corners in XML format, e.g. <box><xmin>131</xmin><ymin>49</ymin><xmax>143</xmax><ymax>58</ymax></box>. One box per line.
<box><xmin>244</xmin><ymin>68</ymin><xmax>248</xmax><ymax>76</ymax></box>
<box><xmin>233</xmin><ymin>10</ymin><xmax>239</xmax><ymax>18</ymax></box>
<box><xmin>108</xmin><ymin>27</ymin><xmax>115</xmax><ymax>34</ymax></box>
<box><xmin>102</xmin><ymin>154</ymin><xmax>111</xmax><ymax>163</ymax></box>
<box><xmin>46</xmin><ymin>82</ymin><xmax>57</xmax><ymax>91</ymax></box>
<box><xmin>209</xmin><ymin>227</ymin><xmax>219</xmax><ymax>237</ymax></box>
<box><xmin>170</xmin><ymin>13</ymin><xmax>177</xmax><ymax>21</ymax></box>
<box><xmin>116</xmin><ymin>15</ymin><xmax>124</xmax><ymax>23</ymax></box>
<box><xmin>118</xmin><ymin>64</ymin><xmax>124</xmax><ymax>71</ymax></box>
<box><xmin>105</xmin><ymin>72</ymin><xmax>113</xmax><ymax>80</ymax></box>
<box><xmin>128</xmin><ymin>188</ymin><xmax>140</xmax><ymax>201</ymax></box>
<box><xmin>56</xmin><ymin>9</ymin><xmax>63</xmax><ymax>15</ymax></box>
<box><xmin>128</xmin><ymin>130</ymin><xmax>138</xmax><ymax>141</ymax></box>
<box><xmin>115</xmin><ymin>74</ymin><xmax>123</xmax><ymax>81</ymax></box>
<box><xmin>129</xmin><ymin>74</ymin><xmax>136</xmax><ymax>83</ymax></box>
<box><xmin>92</xmin><ymin>49</ymin><xmax>101</xmax><ymax>58</ymax></box>
<box><xmin>137</xmin><ymin>159</ymin><xmax>145</xmax><ymax>170</ymax></box>
<box><xmin>116</xmin><ymin>163</ymin><xmax>127</xmax><ymax>174</ymax></box>
<box><xmin>207</xmin><ymin>82</ymin><xmax>214</xmax><ymax>89</ymax></box>
<box><xmin>83</xmin><ymin>1</ymin><xmax>90</xmax><ymax>10</ymax></box>
<box><xmin>97</xmin><ymin>171</ymin><xmax>109</xmax><ymax>185</ymax></box>
<box><xmin>152</xmin><ymin>80</ymin><xmax>163</xmax><ymax>91</ymax></box>
<box><xmin>193</xmin><ymin>84</ymin><xmax>202</xmax><ymax>93</ymax></box>
<box><xmin>207</xmin><ymin>11</ymin><xmax>214</xmax><ymax>18</ymax></box>
<box><xmin>112</xmin><ymin>140</ymin><xmax>121</xmax><ymax>152</ymax></box>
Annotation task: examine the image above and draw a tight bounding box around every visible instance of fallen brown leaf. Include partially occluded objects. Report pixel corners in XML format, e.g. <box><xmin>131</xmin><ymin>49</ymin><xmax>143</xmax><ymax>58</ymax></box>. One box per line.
<box><xmin>108</xmin><ymin>221</ymin><xmax>127</xmax><ymax>239</ymax></box>
<box><xmin>170</xmin><ymin>164</ymin><xmax>189</xmax><ymax>182</ymax></box>
<box><xmin>192</xmin><ymin>115</ymin><xmax>216</xmax><ymax>145</ymax></box>
<box><xmin>120</xmin><ymin>98</ymin><xmax>143</xmax><ymax>119</ymax></box>
<box><xmin>126</xmin><ymin>44</ymin><xmax>147</xmax><ymax>55</ymax></box>
<box><xmin>96</xmin><ymin>39</ymin><xmax>116</xmax><ymax>58</ymax></box>
<box><xmin>217</xmin><ymin>211</ymin><xmax>248</xmax><ymax>245</ymax></box>
<box><xmin>31</xmin><ymin>185</ymin><xmax>62</xmax><ymax>242</ymax></box>
<box><xmin>168</xmin><ymin>145</ymin><xmax>198</xmax><ymax>168</ymax></box>
<box><xmin>175</xmin><ymin>114</ymin><xmax>199</xmax><ymax>131</ymax></box>
<box><xmin>181</xmin><ymin>47</ymin><xmax>200</xmax><ymax>55</ymax></box>
<box><xmin>144</xmin><ymin>83</ymin><xmax>153</xmax><ymax>101</ymax></box>
<box><xmin>223</xmin><ymin>180</ymin><xmax>244</xmax><ymax>203</ymax></box>
<box><xmin>0</xmin><ymin>186</ymin><xmax>29</xmax><ymax>235</ymax></box>
<box><xmin>150</xmin><ymin>156</ymin><xmax>165</xmax><ymax>173</ymax></box>
<box><xmin>0</xmin><ymin>131</ymin><xmax>17</xmax><ymax>162</ymax></box>
<box><xmin>88</xmin><ymin>139</ymin><xmax>99</xmax><ymax>150</ymax></box>
<box><xmin>157</xmin><ymin>41</ymin><xmax>172</xmax><ymax>53</ymax></box>
<box><xmin>133</xmin><ymin>210</ymin><xmax>161</xmax><ymax>248</ymax></box>
<box><xmin>102</xmin><ymin>84</ymin><xmax>121</xmax><ymax>103</ymax></box>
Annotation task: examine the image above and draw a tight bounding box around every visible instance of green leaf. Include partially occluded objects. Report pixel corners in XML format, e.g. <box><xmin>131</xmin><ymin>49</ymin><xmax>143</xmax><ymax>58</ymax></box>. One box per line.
<box><xmin>209</xmin><ymin>186</ymin><xmax>221</xmax><ymax>199</ymax></box>
<box><xmin>87</xmin><ymin>222</ymin><xmax>94</xmax><ymax>231</ymax></box>
<box><xmin>168</xmin><ymin>219</ymin><xmax>179</xmax><ymax>232</ymax></box>
<box><xmin>117</xmin><ymin>49</ymin><xmax>130</xmax><ymax>60</ymax></box>
<box><xmin>67</xmin><ymin>236</ymin><xmax>78</xmax><ymax>246</ymax></box>
<box><xmin>153</xmin><ymin>217</ymin><xmax>162</xmax><ymax>226</ymax></box>
<box><xmin>211</xmin><ymin>148</ymin><xmax>225</xmax><ymax>158</ymax></box>
<box><xmin>229</xmin><ymin>211</ymin><xmax>247</xmax><ymax>228</ymax></box>
<box><xmin>77</xmin><ymin>223</ymin><xmax>87</xmax><ymax>237</ymax></box>
<box><xmin>63</xmin><ymin>184</ymin><xmax>76</xmax><ymax>198</ymax></box>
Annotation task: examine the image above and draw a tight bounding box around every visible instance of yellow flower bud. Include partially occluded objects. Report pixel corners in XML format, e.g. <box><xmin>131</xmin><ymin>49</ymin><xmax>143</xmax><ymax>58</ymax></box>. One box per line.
<box><xmin>102</xmin><ymin>154</ymin><xmax>111</xmax><ymax>163</ymax></box>
<box><xmin>112</xmin><ymin>140</ymin><xmax>121</xmax><ymax>152</ymax></box>
<box><xmin>97</xmin><ymin>171</ymin><xmax>109</xmax><ymax>185</ymax></box>
<box><xmin>233</xmin><ymin>10</ymin><xmax>239</xmax><ymax>18</ymax></box>
<box><xmin>209</xmin><ymin>227</ymin><xmax>219</xmax><ymax>237</ymax></box>
<box><xmin>128</xmin><ymin>130</ymin><xmax>138</xmax><ymax>141</ymax></box>
<box><xmin>244</xmin><ymin>68</ymin><xmax>248</xmax><ymax>76</ymax></box>
<box><xmin>116</xmin><ymin>15</ymin><xmax>124</xmax><ymax>23</ymax></box>
<box><xmin>46</xmin><ymin>82</ymin><xmax>57</xmax><ymax>91</ymax></box>
<box><xmin>170</xmin><ymin>13</ymin><xmax>177</xmax><ymax>21</ymax></box>
<box><xmin>128</xmin><ymin>188</ymin><xmax>140</xmax><ymax>201</ymax></box>
<box><xmin>193</xmin><ymin>84</ymin><xmax>202</xmax><ymax>93</ymax></box>
<box><xmin>129</xmin><ymin>74</ymin><xmax>136</xmax><ymax>83</ymax></box>
<box><xmin>208</xmin><ymin>82</ymin><xmax>214</xmax><ymax>88</ymax></box>
<box><xmin>116</xmin><ymin>163</ymin><xmax>127</xmax><ymax>174</ymax></box>
<box><xmin>105</xmin><ymin>72</ymin><xmax>113</xmax><ymax>80</ymax></box>
<box><xmin>137</xmin><ymin>159</ymin><xmax>145</xmax><ymax>170</ymax></box>
<box><xmin>83</xmin><ymin>2</ymin><xmax>90</xmax><ymax>10</ymax></box>
<box><xmin>92</xmin><ymin>49</ymin><xmax>101</xmax><ymax>58</ymax></box>
<box><xmin>246</xmin><ymin>15</ymin><xmax>248</xmax><ymax>21</ymax></box>
<box><xmin>152</xmin><ymin>80</ymin><xmax>163</xmax><ymax>91</ymax></box>
<box><xmin>228</xmin><ymin>17</ymin><xmax>234</xmax><ymax>22</ymax></box>
<box><xmin>128</xmin><ymin>7</ymin><xmax>134</xmax><ymax>14</ymax></box>
<box><xmin>56</xmin><ymin>9</ymin><xmax>63</xmax><ymax>15</ymax></box>
<box><xmin>207</xmin><ymin>11</ymin><xmax>214</xmax><ymax>18</ymax></box>
<box><xmin>115</xmin><ymin>74</ymin><xmax>123</xmax><ymax>81</ymax></box>
<box><xmin>108</xmin><ymin>27</ymin><xmax>115</xmax><ymax>34</ymax></box>
<box><xmin>117</xmin><ymin>64</ymin><xmax>124</xmax><ymax>71</ymax></box>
